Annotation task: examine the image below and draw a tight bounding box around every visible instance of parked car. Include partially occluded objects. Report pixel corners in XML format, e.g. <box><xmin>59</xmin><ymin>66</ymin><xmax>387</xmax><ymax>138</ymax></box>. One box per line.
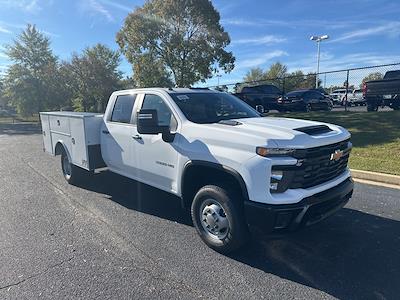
<box><xmin>233</xmin><ymin>84</ymin><xmax>282</xmax><ymax>112</ymax></box>
<box><xmin>348</xmin><ymin>89</ymin><xmax>366</xmax><ymax>106</ymax></box>
<box><xmin>278</xmin><ymin>89</ymin><xmax>333</xmax><ymax>112</ymax></box>
<box><xmin>40</xmin><ymin>87</ymin><xmax>353</xmax><ymax>253</ymax></box>
<box><xmin>329</xmin><ymin>89</ymin><xmax>348</xmax><ymax>105</ymax></box>
<box><xmin>364</xmin><ymin>70</ymin><xmax>400</xmax><ymax>111</ymax></box>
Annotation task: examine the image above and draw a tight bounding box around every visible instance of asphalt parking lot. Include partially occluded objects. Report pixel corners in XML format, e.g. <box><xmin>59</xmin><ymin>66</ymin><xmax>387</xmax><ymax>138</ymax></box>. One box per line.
<box><xmin>1</xmin><ymin>129</ymin><xmax>399</xmax><ymax>299</ymax></box>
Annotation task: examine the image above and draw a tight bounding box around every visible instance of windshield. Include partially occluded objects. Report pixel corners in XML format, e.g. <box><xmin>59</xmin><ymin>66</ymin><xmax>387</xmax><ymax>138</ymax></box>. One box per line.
<box><xmin>170</xmin><ymin>92</ymin><xmax>260</xmax><ymax>124</ymax></box>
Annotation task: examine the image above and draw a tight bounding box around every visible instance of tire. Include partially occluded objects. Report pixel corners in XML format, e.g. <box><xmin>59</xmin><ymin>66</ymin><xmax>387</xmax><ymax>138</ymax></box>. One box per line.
<box><xmin>367</xmin><ymin>103</ymin><xmax>378</xmax><ymax>112</ymax></box>
<box><xmin>305</xmin><ymin>103</ymin><xmax>312</xmax><ymax>112</ymax></box>
<box><xmin>191</xmin><ymin>185</ymin><xmax>249</xmax><ymax>254</ymax></box>
<box><xmin>325</xmin><ymin>102</ymin><xmax>333</xmax><ymax>111</ymax></box>
<box><xmin>61</xmin><ymin>148</ymin><xmax>86</xmax><ymax>185</ymax></box>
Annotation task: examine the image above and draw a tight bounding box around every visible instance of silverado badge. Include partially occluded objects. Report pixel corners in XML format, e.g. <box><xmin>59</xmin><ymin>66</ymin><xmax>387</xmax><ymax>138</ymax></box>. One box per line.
<box><xmin>330</xmin><ymin>149</ymin><xmax>344</xmax><ymax>161</ymax></box>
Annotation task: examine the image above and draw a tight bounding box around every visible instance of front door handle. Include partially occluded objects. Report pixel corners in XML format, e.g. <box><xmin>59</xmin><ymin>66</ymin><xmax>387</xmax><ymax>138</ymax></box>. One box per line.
<box><xmin>132</xmin><ymin>134</ymin><xmax>142</xmax><ymax>140</ymax></box>
<box><xmin>102</xmin><ymin>130</ymin><xmax>110</xmax><ymax>134</ymax></box>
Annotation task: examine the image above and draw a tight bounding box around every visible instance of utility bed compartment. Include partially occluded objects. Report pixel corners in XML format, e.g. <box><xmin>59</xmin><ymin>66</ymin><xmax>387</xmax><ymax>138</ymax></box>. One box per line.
<box><xmin>39</xmin><ymin>112</ymin><xmax>105</xmax><ymax>171</ymax></box>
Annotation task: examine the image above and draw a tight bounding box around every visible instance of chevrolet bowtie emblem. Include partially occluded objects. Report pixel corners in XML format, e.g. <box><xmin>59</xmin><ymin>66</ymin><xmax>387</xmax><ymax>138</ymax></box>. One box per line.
<box><xmin>330</xmin><ymin>149</ymin><xmax>344</xmax><ymax>161</ymax></box>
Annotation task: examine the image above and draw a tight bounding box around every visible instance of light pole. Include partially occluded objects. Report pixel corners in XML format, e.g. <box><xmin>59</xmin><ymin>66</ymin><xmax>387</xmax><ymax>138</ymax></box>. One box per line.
<box><xmin>310</xmin><ymin>35</ymin><xmax>329</xmax><ymax>88</ymax></box>
<box><xmin>216</xmin><ymin>74</ymin><xmax>222</xmax><ymax>86</ymax></box>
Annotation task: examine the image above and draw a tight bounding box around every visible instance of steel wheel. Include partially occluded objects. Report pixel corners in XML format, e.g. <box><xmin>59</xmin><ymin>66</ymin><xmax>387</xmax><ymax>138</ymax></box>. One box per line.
<box><xmin>62</xmin><ymin>152</ymin><xmax>72</xmax><ymax>180</ymax></box>
<box><xmin>199</xmin><ymin>198</ymin><xmax>230</xmax><ymax>240</ymax></box>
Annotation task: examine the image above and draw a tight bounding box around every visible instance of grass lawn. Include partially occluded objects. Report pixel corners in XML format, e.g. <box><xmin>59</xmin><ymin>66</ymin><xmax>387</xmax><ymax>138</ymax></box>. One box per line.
<box><xmin>270</xmin><ymin>111</ymin><xmax>400</xmax><ymax>175</ymax></box>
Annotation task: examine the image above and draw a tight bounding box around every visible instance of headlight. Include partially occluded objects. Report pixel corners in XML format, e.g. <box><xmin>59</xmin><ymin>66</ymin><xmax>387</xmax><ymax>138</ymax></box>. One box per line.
<box><xmin>256</xmin><ymin>147</ymin><xmax>296</xmax><ymax>157</ymax></box>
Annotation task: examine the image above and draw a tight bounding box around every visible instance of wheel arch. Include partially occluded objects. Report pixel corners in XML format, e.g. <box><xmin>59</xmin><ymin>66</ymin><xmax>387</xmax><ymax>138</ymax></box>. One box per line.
<box><xmin>180</xmin><ymin>160</ymin><xmax>249</xmax><ymax>208</ymax></box>
<box><xmin>54</xmin><ymin>141</ymin><xmax>72</xmax><ymax>162</ymax></box>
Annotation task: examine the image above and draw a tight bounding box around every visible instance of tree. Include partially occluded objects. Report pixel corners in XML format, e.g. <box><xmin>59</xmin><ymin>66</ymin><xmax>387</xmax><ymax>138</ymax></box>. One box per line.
<box><xmin>119</xmin><ymin>76</ymin><xmax>136</xmax><ymax>90</ymax></box>
<box><xmin>116</xmin><ymin>0</ymin><xmax>235</xmax><ymax>87</ymax></box>
<box><xmin>66</xmin><ymin>44</ymin><xmax>122</xmax><ymax>112</ymax></box>
<box><xmin>361</xmin><ymin>72</ymin><xmax>383</xmax><ymax>87</ymax></box>
<box><xmin>243</xmin><ymin>67</ymin><xmax>265</xmax><ymax>83</ymax></box>
<box><xmin>3</xmin><ymin>24</ymin><xmax>58</xmax><ymax>115</ymax></box>
<box><xmin>264</xmin><ymin>62</ymin><xmax>287</xmax><ymax>79</ymax></box>
<box><xmin>132</xmin><ymin>52</ymin><xmax>173</xmax><ymax>88</ymax></box>
<box><xmin>0</xmin><ymin>78</ymin><xmax>6</xmax><ymax>108</ymax></box>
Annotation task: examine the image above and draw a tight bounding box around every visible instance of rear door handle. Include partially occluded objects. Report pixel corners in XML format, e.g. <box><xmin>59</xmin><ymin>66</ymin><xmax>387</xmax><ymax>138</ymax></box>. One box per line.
<box><xmin>132</xmin><ymin>134</ymin><xmax>142</xmax><ymax>140</ymax></box>
<box><xmin>102</xmin><ymin>130</ymin><xmax>110</xmax><ymax>134</ymax></box>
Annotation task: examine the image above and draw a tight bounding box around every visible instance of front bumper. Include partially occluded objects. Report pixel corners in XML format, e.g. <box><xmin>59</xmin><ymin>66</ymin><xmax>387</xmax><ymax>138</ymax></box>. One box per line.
<box><xmin>244</xmin><ymin>178</ymin><xmax>354</xmax><ymax>232</ymax></box>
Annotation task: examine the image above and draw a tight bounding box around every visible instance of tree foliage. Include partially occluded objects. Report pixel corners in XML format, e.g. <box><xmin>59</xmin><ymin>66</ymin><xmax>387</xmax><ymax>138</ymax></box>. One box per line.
<box><xmin>3</xmin><ymin>24</ymin><xmax>58</xmax><ymax>115</ymax></box>
<box><xmin>116</xmin><ymin>0</ymin><xmax>235</xmax><ymax>87</ymax></box>
<box><xmin>61</xmin><ymin>44</ymin><xmax>122</xmax><ymax>112</ymax></box>
<box><xmin>242</xmin><ymin>62</ymin><xmax>320</xmax><ymax>93</ymax></box>
<box><xmin>360</xmin><ymin>72</ymin><xmax>384</xmax><ymax>87</ymax></box>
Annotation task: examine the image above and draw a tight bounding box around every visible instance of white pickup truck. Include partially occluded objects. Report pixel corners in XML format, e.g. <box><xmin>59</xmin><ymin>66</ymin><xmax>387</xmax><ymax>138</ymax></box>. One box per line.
<box><xmin>40</xmin><ymin>88</ymin><xmax>353</xmax><ymax>253</ymax></box>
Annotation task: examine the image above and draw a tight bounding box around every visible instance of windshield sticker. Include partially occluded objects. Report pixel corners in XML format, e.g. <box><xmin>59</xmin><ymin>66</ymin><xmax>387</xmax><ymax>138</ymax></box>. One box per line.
<box><xmin>176</xmin><ymin>95</ymin><xmax>190</xmax><ymax>100</ymax></box>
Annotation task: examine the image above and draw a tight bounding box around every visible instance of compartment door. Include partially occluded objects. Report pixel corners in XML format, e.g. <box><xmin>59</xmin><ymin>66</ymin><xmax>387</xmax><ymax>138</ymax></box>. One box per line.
<box><xmin>40</xmin><ymin>114</ymin><xmax>53</xmax><ymax>154</ymax></box>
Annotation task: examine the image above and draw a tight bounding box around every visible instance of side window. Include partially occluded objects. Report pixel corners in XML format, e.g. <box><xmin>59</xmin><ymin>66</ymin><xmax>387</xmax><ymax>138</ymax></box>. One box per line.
<box><xmin>111</xmin><ymin>94</ymin><xmax>137</xmax><ymax>123</ymax></box>
<box><xmin>141</xmin><ymin>94</ymin><xmax>178</xmax><ymax>131</ymax></box>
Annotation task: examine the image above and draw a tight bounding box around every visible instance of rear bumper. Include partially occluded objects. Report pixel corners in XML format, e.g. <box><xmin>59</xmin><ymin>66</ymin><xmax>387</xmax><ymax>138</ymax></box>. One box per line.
<box><xmin>244</xmin><ymin>178</ymin><xmax>354</xmax><ymax>232</ymax></box>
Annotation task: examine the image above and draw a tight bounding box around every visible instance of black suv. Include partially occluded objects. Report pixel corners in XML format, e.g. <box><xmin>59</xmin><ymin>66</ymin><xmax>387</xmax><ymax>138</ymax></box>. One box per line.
<box><xmin>233</xmin><ymin>84</ymin><xmax>283</xmax><ymax>112</ymax></box>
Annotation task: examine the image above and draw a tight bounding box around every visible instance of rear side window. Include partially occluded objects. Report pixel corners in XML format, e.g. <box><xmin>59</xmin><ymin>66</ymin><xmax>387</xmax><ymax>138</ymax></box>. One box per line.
<box><xmin>111</xmin><ymin>94</ymin><xmax>136</xmax><ymax>123</ymax></box>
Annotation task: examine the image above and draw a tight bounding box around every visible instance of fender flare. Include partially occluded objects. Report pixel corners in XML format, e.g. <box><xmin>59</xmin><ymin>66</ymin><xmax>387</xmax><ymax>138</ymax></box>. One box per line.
<box><xmin>181</xmin><ymin>160</ymin><xmax>249</xmax><ymax>202</ymax></box>
<box><xmin>54</xmin><ymin>140</ymin><xmax>72</xmax><ymax>162</ymax></box>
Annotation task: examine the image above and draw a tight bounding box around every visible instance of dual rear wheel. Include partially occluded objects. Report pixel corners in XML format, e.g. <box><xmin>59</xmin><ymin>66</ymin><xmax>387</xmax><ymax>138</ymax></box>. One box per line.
<box><xmin>60</xmin><ymin>148</ymin><xmax>87</xmax><ymax>185</ymax></box>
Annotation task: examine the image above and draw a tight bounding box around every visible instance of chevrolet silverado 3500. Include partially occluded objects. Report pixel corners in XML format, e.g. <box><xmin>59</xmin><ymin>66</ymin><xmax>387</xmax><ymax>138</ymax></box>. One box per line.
<box><xmin>40</xmin><ymin>88</ymin><xmax>353</xmax><ymax>253</ymax></box>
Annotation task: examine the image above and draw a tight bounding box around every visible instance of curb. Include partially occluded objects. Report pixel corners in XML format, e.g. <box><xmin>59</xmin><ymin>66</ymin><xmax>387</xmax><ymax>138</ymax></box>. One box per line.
<box><xmin>350</xmin><ymin>169</ymin><xmax>400</xmax><ymax>186</ymax></box>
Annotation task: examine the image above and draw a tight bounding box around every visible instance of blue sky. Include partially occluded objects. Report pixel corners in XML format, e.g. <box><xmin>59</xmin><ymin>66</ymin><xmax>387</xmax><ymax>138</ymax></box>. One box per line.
<box><xmin>1</xmin><ymin>0</ymin><xmax>400</xmax><ymax>87</ymax></box>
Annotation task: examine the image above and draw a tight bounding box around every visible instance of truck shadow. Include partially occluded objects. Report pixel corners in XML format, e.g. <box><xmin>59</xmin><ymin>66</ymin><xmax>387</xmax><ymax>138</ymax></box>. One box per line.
<box><xmin>77</xmin><ymin>171</ymin><xmax>400</xmax><ymax>299</ymax></box>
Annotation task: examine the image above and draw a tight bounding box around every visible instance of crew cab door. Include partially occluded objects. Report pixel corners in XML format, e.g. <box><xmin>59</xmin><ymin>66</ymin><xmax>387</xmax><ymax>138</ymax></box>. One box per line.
<box><xmin>132</xmin><ymin>93</ymin><xmax>179</xmax><ymax>193</ymax></box>
<box><xmin>101</xmin><ymin>93</ymin><xmax>139</xmax><ymax>175</ymax></box>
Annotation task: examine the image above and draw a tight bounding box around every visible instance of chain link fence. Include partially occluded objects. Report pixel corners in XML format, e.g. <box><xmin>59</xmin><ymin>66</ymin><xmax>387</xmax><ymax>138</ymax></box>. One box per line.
<box><xmin>207</xmin><ymin>62</ymin><xmax>400</xmax><ymax>112</ymax></box>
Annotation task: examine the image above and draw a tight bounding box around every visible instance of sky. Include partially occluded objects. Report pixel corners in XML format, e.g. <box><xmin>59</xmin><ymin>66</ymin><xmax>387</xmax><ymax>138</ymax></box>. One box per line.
<box><xmin>1</xmin><ymin>0</ymin><xmax>400</xmax><ymax>87</ymax></box>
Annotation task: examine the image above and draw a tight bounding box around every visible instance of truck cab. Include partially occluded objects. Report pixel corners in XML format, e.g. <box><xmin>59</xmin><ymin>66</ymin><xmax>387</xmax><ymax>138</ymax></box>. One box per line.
<box><xmin>40</xmin><ymin>88</ymin><xmax>353</xmax><ymax>253</ymax></box>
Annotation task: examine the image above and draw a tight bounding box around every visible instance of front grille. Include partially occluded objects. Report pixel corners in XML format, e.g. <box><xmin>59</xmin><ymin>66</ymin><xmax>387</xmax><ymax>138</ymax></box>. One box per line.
<box><xmin>276</xmin><ymin>139</ymin><xmax>351</xmax><ymax>190</ymax></box>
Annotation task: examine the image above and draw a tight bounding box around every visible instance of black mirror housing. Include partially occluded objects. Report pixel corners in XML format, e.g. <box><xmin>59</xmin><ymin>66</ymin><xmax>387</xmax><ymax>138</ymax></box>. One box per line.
<box><xmin>137</xmin><ymin>109</ymin><xmax>162</xmax><ymax>134</ymax></box>
<box><xmin>137</xmin><ymin>109</ymin><xmax>175</xmax><ymax>142</ymax></box>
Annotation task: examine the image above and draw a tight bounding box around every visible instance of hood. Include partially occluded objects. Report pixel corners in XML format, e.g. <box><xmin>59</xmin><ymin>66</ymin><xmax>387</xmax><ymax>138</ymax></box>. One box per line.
<box><xmin>195</xmin><ymin>117</ymin><xmax>350</xmax><ymax>149</ymax></box>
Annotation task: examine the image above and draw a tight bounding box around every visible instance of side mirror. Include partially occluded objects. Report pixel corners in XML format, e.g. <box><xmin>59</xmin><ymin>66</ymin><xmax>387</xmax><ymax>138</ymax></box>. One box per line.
<box><xmin>137</xmin><ymin>109</ymin><xmax>162</xmax><ymax>134</ymax></box>
<box><xmin>137</xmin><ymin>109</ymin><xmax>175</xmax><ymax>143</ymax></box>
<box><xmin>255</xmin><ymin>105</ymin><xmax>265</xmax><ymax>114</ymax></box>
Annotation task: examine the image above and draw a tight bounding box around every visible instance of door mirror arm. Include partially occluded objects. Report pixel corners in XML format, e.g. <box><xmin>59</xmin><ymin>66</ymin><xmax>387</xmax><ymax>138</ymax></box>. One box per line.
<box><xmin>161</xmin><ymin>126</ymin><xmax>175</xmax><ymax>143</ymax></box>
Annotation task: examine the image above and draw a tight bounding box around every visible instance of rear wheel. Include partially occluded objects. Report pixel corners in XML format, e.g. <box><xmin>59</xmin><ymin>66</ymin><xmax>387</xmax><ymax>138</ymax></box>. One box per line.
<box><xmin>61</xmin><ymin>148</ymin><xmax>86</xmax><ymax>185</ymax></box>
<box><xmin>191</xmin><ymin>185</ymin><xmax>249</xmax><ymax>254</ymax></box>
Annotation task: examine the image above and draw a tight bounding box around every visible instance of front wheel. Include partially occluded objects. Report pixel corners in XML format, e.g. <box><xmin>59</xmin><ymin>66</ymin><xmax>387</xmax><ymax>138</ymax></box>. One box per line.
<box><xmin>367</xmin><ymin>103</ymin><xmax>378</xmax><ymax>112</ymax></box>
<box><xmin>61</xmin><ymin>148</ymin><xmax>87</xmax><ymax>185</ymax></box>
<box><xmin>191</xmin><ymin>185</ymin><xmax>249</xmax><ymax>253</ymax></box>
